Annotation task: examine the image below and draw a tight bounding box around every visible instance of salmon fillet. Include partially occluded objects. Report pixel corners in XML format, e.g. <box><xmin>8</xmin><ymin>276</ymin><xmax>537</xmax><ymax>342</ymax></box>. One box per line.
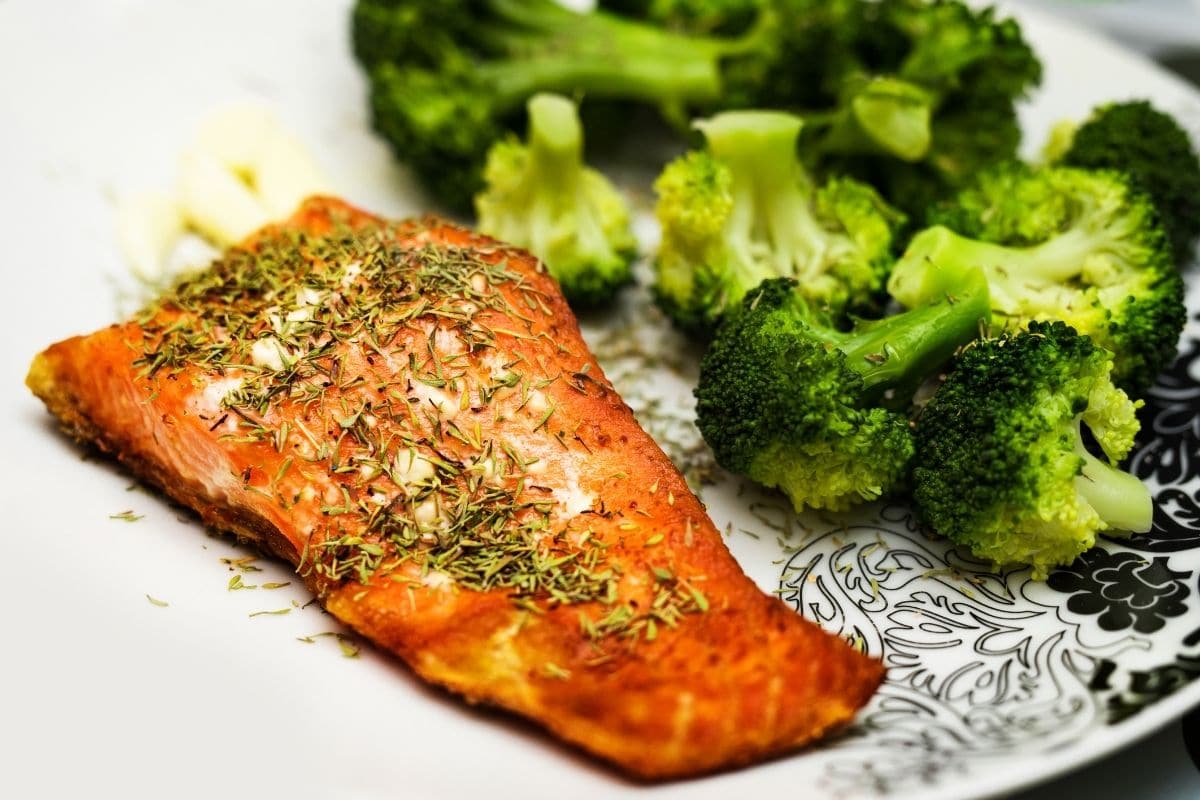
<box><xmin>26</xmin><ymin>196</ymin><xmax>883</xmax><ymax>779</ymax></box>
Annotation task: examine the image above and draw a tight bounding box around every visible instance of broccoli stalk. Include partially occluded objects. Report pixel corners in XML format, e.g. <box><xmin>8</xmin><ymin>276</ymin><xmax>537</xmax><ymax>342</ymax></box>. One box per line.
<box><xmin>695</xmin><ymin>266</ymin><xmax>990</xmax><ymax>512</ymax></box>
<box><xmin>895</xmin><ymin>224</ymin><xmax>1134</xmax><ymax>310</ymax></box>
<box><xmin>701</xmin><ymin>113</ymin><xmax>830</xmax><ymax>278</ymax></box>
<box><xmin>891</xmin><ymin>163</ymin><xmax>1185</xmax><ymax>393</ymax></box>
<box><xmin>808</xmin><ymin>76</ymin><xmax>935</xmax><ymax>163</ymax></box>
<box><xmin>475</xmin><ymin>94</ymin><xmax>635</xmax><ymax>307</ymax></box>
<box><xmin>654</xmin><ymin>110</ymin><xmax>905</xmax><ymax>330</ymax></box>
<box><xmin>1074</xmin><ymin>437</ymin><xmax>1150</xmax><ymax>534</ymax></box>
<box><xmin>913</xmin><ymin>321</ymin><xmax>1152</xmax><ymax>579</ymax></box>
<box><xmin>356</xmin><ymin>0</ymin><xmax>761</xmax><ymax>210</ymax></box>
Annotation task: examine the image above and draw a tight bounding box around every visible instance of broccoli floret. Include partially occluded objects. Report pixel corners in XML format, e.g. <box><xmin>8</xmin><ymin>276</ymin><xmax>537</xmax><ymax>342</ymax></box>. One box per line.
<box><xmin>354</xmin><ymin>0</ymin><xmax>759</xmax><ymax>210</ymax></box>
<box><xmin>797</xmin><ymin>0</ymin><xmax>1042</xmax><ymax>215</ymax></box>
<box><xmin>806</xmin><ymin>75</ymin><xmax>936</xmax><ymax>163</ymax></box>
<box><xmin>818</xmin><ymin>91</ymin><xmax>1025</xmax><ymax>217</ymax></box>
<box><xmin>912</xmin><ymin>321</ymin><xmax>1152</xmax><ymax>579</ymax></box>
<box><xmin>352</xmin><ymin>0</ymin><xmax>464</xmax><ymax>71</ymax></box>
<box><xmin>1055</xmin><ymin>100</ymin><xmax>1200</xmax><ymax>265</ymax></box>
<box><xmin>654</xmin><ymin>110</ymin><xmax>905</xmax><ymax>331</ymax></box>
<box><xmin>474</xmin><ymin>94</ymin><xmax>636</xmax><ymax>307</ymax></box>
<box><xmin>1040</xmin><ymin>118</ymin><xmax>1079</xmax><ymax>165</ymax></box>
<box><xmin>691</xmin><ymin>3</ymin><xmax>943</xmax><ymax>167</ymax></box>
<box><xmin>695</xmin><ymin>266</ymin><xmax>990</xmax><ymax>511</ymax></box>
<box><xmin>884</xmin><ymin>0</ymin><xmax>1041</xmax><ymax>104</ymax></box>
<box><xmin>355</xmin><ymin>0</ymin><xmax>1040</xmax><ymax>214</ymax></box>
<box><xmin>367</xmin><ymin>60</ymin><xmax>505</xmax><ymax>214</ymax></box>
<box><xmin>601</xmin><ymin>0</ymin><xmax>880</xmax><ymax>113</ymax></box>
<box><xmin>597</xmin><ymin>0</ymin><xmax>764</xmax><ymax>35</ymax></box>
<box><xmin>925</xmin><ymin>160</ymin><xmax>1070</xmax><ymax>246</ymax></box>
<box><xmin>891</xmin><ymin>163</ymin><xmax>1186</xmax><ymax>393</ymax></box>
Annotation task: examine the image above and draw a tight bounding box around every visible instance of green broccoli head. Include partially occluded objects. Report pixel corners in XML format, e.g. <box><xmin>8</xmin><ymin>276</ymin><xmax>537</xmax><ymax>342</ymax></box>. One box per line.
<box><xmin>884</xmin><ymin>0</ymin><xmax>1041</xmax><ymax>103</ymax></box>
<box><xmin>352</xmin><ymin>0</ymin><xmax>467</xmax><ymax>71</ymax></box>
<box><xmin>822</xmin><ymin>89</ymin><xmax>1025</xmax><ymax>218</ymax></box>
<box><xmin>1056</xmin><ymin>100</ymin><xmax>1200</xmax><ymax>265</ymax></box>
<box><xmin>475</xmin><ymin>94</ymin><xmax>635</xmax><ymax>307</ymax></box>
<box><xmin>368</xmin><ymin>60</ymin><xmax>506</xmax><ymax>212</ymax></box>
<box><xmin>713</xmin><ymin>0</ymin><xmax>874</xmax><ymax>112</ymax></box>
<box><xmin>597</xmin><ymin>0</ymin><xmax>764</xmax><ymax>34</ymax></box>
<box><xmin>763</xmin><ymin>0</ymin><xmax>1040</xmax><ymax>215</ymax></box>
<box><xmin>653</xmin><ymin>110</ymin><xmax>905</xmax><ymax>332</ymax></box>
<box><xmin>913</xmin><ymin>320</ymin><xmax>1152</xmax><ymax>579</ymax></box>
<box><xmin>696</xmin><ymin>266</ymin><xmax>990</xmax><ymax>512</ymax></box>
<box><xmin>926</xmin><ymin>159</ymin><xmax>1071</xmax><ymax>244</ymax></box>
<box><xmin>353</xmin><ymin>0</ymin><xmax>758</xmax><ymax>211</ymax></box>
<box><xmin>891</xmin><ymin>162</ymin><xmax>1186</xmax><ymax>394</ymax></box>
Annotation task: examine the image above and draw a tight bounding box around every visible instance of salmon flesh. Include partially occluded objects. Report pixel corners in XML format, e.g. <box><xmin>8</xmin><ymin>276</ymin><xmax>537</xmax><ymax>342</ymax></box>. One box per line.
<box><xmin>26</xmin><ymin>197</ymin><xmax>883</xmax><ymax>779</ymax></box>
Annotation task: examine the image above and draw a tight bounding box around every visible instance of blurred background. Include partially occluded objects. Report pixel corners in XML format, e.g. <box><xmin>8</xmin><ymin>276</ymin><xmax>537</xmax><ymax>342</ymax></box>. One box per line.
<box><xmin>1038</xmin><ymin>0</ymin><xmax>1200</xmax><ymax>84</ymax></box>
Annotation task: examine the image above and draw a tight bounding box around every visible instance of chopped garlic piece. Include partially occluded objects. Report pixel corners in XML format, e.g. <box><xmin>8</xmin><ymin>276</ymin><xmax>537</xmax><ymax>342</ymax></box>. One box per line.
<box><xmin>196</xmin><ymin>376</ymin><xmax>244</xmax><ymax>415</ymax></box>
<box><xmin>255</xmin><ymin>133</ymin><xmax>331</xmax><ymax>216</ymax></box>
<box><xmin>285</xmin><ymin>306</ymin><xmax>314</xmax><ymax>323</ymax></box>
<box><xmin>413</xmin><ymin>498</ymin><xmax>442</xmax><ymax>528</ymax></box>
<box><xmin>116</xmin><ymin>190</ymin><xmax>186</xmax><ymax>281</ymax></box>
<box><xmin>412</xmin><ymin>382</ymin><xmax>456</xmax><ymax>416</ymax></box>
<box><xmin>340</xmin><ymin>260</ymin><xmax>362</xmax><ymax>288</ymax></box>
<box><xmin>421</xmin><ymin>571</ymin><xmax>454</xmax><ymax>589</ymax></box>
<box><xmin>554</xmin><ymin>477</ymin><xmax>595</xmax><ymax>518</ymax></box>
<box><xmin>393</xmin><ymin>450</ymin><xmax>436</xmax><ymax>488</ymax></box>
<box><xmin>118</xmin><ymin>105</ymin><xmax>331</xmax><ymax>285</ymax></box>
<box><xmin>296</xmin><ymin>287</ymin><xmax>324</xmax><ymax>307</ymax></box>
<box><xmin>525</xmin><ymin>389</ymin><xmax>550</xmax><ymax>416</ymax></box>
<box><xmin>179</xmin><ymin>149</ymin><xmax>271</xmax><ymax>246</ymax></box>
<box><xmin>194</xmin><ymin>105</ymin><xmax>280</xmax><ymax>175</ymax></box>
<box><xmin>472</xmin><ymin>455</ymin><xmax>501</xmax><ymax>483</ymax></box>
<box><xmin>249</xmin><ymin>336</ymin><xmax>292</xmax><ymax>372</ymax></box>
<box><xmin>433</xmin><ymin>327</ymin><xmax>464</xmax><ymax>355</ymax></box>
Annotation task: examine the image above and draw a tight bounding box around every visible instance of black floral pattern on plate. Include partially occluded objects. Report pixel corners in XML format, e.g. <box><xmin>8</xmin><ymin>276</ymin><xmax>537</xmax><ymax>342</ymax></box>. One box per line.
<box><xmin>1130</xmin><ymin>323</ymin><xmax>1200</xmax><ymax>488</ymax></box>
<box><xmin>1113</xmin><ymin>321</ymin><xmax>1200</xmax><ymax>552</ymax></box>
<box><xmin>1090</xmin><ymin>652</ymin><xmax>1200</xmax><ymax>724</ymax></box>
<box><xmin>1048</xmin><ymin>549</ymin><xmax>1191</xmax><ymax>634</ymax></box>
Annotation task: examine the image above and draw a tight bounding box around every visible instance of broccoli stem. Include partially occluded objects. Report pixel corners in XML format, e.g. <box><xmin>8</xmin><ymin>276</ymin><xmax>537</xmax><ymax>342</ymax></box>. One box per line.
<box><xmin>479</xmin><ymin>0</ymin><xmax>747</xmax><ymax>109</ymax></box>
<box><xmin>696</xmin><ymin>111</ymin><xmax>834</xmax><ymax>280</ymax></box>
<box><xmin>810</xmin><ymin>77</ymin><xmax>934</xmax><ymax>162</ymax></box>
<box><xmin>525</xmin><ymin>94</ymin><xmax>581</xmax><ymax>189</ymax></box>
<box><xmin>484</xmin><ymin>55</ymin><xmax>722</xmax><ymax>109</ymax></box>
<box><xmin>898</xmin><ymin>225</ymin><xmax>1121</xmax><ymax>311</ymax></box>
<box><xmin>521</xmin><ymin>94</ymin><xmax>583</xmax><ymax>260</ymax></box>
<box><xmin>1074</xmin><ymin>434</ymin><xmax>1153</xmax><ymax>533</ymax></box>
<box><xmin>838</xmin><ymin>267</ymin><xmax>991</xmax><ymax>399</ymax></box>
<box><xmin>520</xmin><ymin>93</ymin><xmax>615</xmax><ymax>265</ymax></box>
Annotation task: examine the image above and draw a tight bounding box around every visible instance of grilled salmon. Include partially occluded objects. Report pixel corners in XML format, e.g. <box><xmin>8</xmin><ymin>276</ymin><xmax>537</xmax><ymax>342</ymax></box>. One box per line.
<box><xmin>26</xmin><ymin>196</ymin><xmax>883</xmax><ymax>779</ymax></box>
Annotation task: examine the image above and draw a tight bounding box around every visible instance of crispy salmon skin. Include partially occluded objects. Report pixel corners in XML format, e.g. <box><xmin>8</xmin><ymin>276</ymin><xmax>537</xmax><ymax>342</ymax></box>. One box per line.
<box><xmin>26</xmin><ymin>197</ymin><xmax>883</xmax><ymax>779</ymax></box>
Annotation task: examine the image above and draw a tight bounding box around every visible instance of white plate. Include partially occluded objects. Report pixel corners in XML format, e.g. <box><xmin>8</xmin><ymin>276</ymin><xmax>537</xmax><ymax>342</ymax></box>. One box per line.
<box><xmin>1</xmin><ymin>2</ymin><xmax>1198</xmax><ymax>799</ymax></box>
